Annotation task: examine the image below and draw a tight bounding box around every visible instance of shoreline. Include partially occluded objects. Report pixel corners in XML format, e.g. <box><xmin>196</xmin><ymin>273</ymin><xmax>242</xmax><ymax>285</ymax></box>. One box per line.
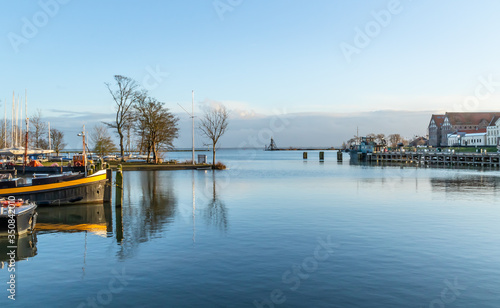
<box><xmin>107</xmin><ymin>162</ymin><xmax>213</xmax><ymax>171</ymax></box>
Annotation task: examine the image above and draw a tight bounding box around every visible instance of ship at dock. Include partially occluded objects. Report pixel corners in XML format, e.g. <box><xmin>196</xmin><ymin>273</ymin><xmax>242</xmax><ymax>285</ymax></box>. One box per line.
<box><xmin>0</xmin><ymin>169</ymin><xmax>110</xmax><ymax>206</ymax></box>
<box><xmin>349</xmin><ymin>136</ymin><xmax>386</xmax><ymax>162</ymax></box>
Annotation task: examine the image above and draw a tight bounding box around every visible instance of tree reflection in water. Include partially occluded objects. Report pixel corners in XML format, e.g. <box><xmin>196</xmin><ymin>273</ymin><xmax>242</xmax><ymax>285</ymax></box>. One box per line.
<box><xmin>203</xmin><ymin>170</ymin><xmax>228</xmax><ymax>233</ymax></box>
<box><xmin>117</xmin><ymin>171</ymin><xmax>177</xmax><ymax>259</ymax></box>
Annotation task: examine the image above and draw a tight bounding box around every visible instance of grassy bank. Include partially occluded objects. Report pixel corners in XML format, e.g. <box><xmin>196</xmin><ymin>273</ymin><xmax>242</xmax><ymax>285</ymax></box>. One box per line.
<box><xmin>107</xmin><ymin>161</ymin><xmax>212</xmax><ymax>171</ymax></box>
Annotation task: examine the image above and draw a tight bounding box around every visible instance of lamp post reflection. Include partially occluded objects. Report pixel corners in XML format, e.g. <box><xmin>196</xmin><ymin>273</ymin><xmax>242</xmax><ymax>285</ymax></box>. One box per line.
<box><xmin>192</xmin><ymin>170</ymin><xmax>196</xmax><ymax>243</ymax></box>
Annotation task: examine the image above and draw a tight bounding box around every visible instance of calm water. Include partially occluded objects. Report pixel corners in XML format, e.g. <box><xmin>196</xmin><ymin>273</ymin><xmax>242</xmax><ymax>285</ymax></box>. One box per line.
<box><xmin>2</xmin><ymin>149</ymin><xmax>500</xmax><ymax>307</ymax></box>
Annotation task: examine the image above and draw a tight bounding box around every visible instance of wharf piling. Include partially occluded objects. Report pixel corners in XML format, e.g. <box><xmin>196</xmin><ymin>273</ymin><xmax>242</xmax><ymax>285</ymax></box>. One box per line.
<box><xmin>337</xmin><ymin>151</ymin><xmax>343</xmax><ymax>161</ymax></box>
<box><xmin>115</xmin><ymin>164</ymin><xmax>123</xmax><ymax>207</ymax></box>
<box><xmin>364</xmin><ymin>151</ymin><xmax>500</xmax><ymax>168</ymax></box>
<box><xmin>104</xmin><ymin>168</ymin><xmax>113</xmax><ymax>203</ymax></box>
<box><xmin>319</xmin><ymin>152</ymin><xmax>324</xmax><ymax>161</ymax></box>
<box><xmin>303</xmin><ymin>152</ymin><xmax>308</xmax><ymax>159</ymax></box>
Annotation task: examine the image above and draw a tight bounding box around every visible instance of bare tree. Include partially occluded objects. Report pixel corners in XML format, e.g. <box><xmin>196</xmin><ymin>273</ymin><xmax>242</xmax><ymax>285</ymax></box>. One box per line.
<box><xmin>133</xmin><ymin>96</ymin><xmax>179</xmax><ymax>163</ymax></box>
<box><xmin>90</xmin><ymin>124</ymin><xmax>117</xmax><ymax>157</ymax></box>
<box><xmin>375</xmin><ymin>133</ymin><xmax>386</xmax><ymax>145</ymax></box>
<box><xmin>30</xmin><ymin>109</ymin><xmax>47</xmax><ymax>148</ymax></box>
<box><xmin>388</xmin><ymin>134</ymin><xmax>403</xmax><ymax>147</ymax></box>
<box><xmin>50</xmin><ymin>128</ymin><xmax>66</xmax><ymax>156</ymax></box>
<box><xmin>199</xmin><ymin>104</ymin><xmax>229</xmax><ymax>168</ymax></box>
<box><xmin>104</xmin><ymin>75</ymin><xmax>139</xmax><ymax>158</ymax></box>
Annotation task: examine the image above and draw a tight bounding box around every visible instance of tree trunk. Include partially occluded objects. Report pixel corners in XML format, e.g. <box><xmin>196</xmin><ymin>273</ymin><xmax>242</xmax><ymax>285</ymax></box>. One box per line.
<box><xmin>118</xmin><ymin>128</ymin><xmax>124</xmax><ymax>158</ymax></box>
<box><xmin>152</xmin><ymin>142</ymin><xmax>157</xmax><ymax>164</ymax></box>
<box><xmin>212</xmin><ymin>141</ymin><xmax>216</xmax><ymax>169</ymax></box>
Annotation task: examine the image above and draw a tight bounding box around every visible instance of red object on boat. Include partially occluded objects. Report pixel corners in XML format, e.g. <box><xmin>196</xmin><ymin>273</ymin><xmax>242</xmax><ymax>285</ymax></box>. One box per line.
<box><xmin>28</xmin><ymin>160</ymin><xmax>43</xmax><ymax>167</ymax></box>
<box><xmin>1</xmin><ymin>199</ymin><xmax>24</xmax><ymax>207</ymax></box>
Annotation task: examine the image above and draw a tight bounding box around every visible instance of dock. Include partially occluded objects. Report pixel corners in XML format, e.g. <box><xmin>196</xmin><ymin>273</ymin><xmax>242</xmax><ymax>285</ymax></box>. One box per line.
<box><xmin>357</xmin><ymin>151</ymin><xmax>500</xmax><ymax>168</ymax></box>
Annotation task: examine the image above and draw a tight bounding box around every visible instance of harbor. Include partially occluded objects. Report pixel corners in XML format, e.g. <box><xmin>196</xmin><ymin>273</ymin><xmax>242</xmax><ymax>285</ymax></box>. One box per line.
<box><xmin>4</xmin><ymin>1</ymin><xmax>500</xmax><ymax>306</ymax></box>
<box><xmin>2</xmin><ymin>149</ymin><xmax>500</xmax><ymax>307</ymax></box>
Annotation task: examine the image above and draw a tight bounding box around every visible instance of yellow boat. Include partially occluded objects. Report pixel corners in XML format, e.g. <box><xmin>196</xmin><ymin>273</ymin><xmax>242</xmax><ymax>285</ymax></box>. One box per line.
<box><xmin>0</xmin><ymin>170</ymin><xmax>110</xmax><ymax>206</ymax></box>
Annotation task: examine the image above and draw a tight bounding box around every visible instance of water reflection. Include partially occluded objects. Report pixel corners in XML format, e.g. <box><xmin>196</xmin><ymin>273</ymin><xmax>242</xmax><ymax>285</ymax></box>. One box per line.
<box><xmin>36</xmin><ymin>204</ymin><xmax>109</xmax><ymax>237</ymax></box>
<box><xmin>117</xmin><ymin>171</ymin><xmax>177</xmax><ymax>259</ymax></box>
<box><xmin>0</xmin><ymin>233</ymin><xmax>37</xmax><ymax>270</ymax></box>
<box><xmin>203</xmin><ymin>171</ymin><xmax>228</xmax><ymax>232</ymax></box>
<box><xmin>431</xmin><ymin>176</ymin><xmax>500</xmax><ymax>193</ymax></box>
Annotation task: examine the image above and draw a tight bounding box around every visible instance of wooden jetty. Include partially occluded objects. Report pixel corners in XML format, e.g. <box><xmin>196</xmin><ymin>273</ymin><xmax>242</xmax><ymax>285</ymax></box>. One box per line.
<box><xmin>357</xmin><ymin>151</ymin><xmax>500</xmax><ymax>168</ymax></box>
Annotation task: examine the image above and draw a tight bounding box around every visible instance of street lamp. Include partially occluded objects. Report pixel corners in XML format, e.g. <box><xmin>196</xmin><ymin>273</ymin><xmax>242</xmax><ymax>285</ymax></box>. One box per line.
<box><xmin>78</xmin><ymin>125</ymin><xmax>87</xmax><ymax>176</ymax></box>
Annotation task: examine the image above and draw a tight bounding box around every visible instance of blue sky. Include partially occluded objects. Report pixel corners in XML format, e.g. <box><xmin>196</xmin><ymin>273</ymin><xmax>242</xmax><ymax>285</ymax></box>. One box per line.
<box><xmin>2</xmin><ymin>0</ymin><xmax>500</xmax><ymax>148</ymax></box>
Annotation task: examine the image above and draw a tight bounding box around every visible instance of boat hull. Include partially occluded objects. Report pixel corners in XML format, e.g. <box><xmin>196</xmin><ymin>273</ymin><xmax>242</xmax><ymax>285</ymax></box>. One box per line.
<box><xmin>0</xmin><ymin>204</ymin><xmax>37</xmax><ymax>236</ymax></box>
<box><xmin>12</xmin><ymin>166</ymin><xmax>85</xmax><ymax>174</ymax></box>
<box><xmin>0</xmin><ymin>171</ymin><xmax>109</xmax><ymax>206</ymax></box>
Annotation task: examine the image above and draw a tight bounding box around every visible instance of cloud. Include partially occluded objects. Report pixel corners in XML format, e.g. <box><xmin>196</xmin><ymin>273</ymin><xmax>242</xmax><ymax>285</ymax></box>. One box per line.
<box><xmin>176</xmin><ymin>109</ymin><xmax>434</xmax><ymax>148</ymax></box>
<box><xmin>40</xmin><ymin>107</ymin><xmax>435</xmax><ymax>150</ymax></box>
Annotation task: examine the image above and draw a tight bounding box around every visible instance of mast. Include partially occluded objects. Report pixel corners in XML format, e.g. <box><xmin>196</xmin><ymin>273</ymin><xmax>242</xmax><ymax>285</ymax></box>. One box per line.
<box><xmin>11</xmin><ymin>92</ymin><xmax>14</xmax><ymax>148</ymax></box>
<box><xmin>3</xmin><ymin>98</ymin><xmax>6</xmax><ymax>148</ymax></box>
<box><xmin>25</xmin><ymin>89</ymin><xmax>27</xmax><ymax>147</ymax></box>
<box><xmin>23</xmin><ymin>116</ymin><xmax>29</xmax><ymax>169</ymax></box>
<box><xmin>17</xmin><ymin>95</ymin><xmax>21</xmax><ymax>147</ymax></box>
<box><xmin>357</xmin><ymin>126</ymin><xmax>359</xmax><ymax>145</ymax></box>
<box><xmin>48</xmin><ymin>122</ymin><xmax>51</xmax><ymax>151</ymax></box>
<box><xmin>20</xmin><ymin>95</ymin><xmax>23</xmax><ymax>147</ymax></box>
<box><xmin>192</xmin><ymin>90</ymin><xmax>195</xmax><ymax>165</ymax></box>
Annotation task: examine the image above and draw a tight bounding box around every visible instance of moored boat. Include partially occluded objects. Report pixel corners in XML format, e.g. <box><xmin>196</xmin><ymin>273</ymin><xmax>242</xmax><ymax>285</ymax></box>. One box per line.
<box><xmin>349</xmin><ymin>136</ymin><xmax>385</xmax><ymax>162</ymax></box>
<box><xmin>0</xmin><ymin>169</ymin><xmax>110</xmax><ymax>206</ymax></box>
<box><xmin>0</xmin><ymin>199</ymin><xmax>37</xmax><ymax>236</ymax></box>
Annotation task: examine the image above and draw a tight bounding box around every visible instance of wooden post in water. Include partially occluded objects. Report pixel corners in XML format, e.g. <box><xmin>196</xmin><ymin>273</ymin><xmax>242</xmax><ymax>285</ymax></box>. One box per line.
<box><xmin>115</xmin><ymin>202</ymin><xmax>123</xmax><ymax>243</ymax></box>
<box><xmin>303</xmin><ymin>152</ymin><xmax>308</xmax><ymax>159</ymax></box>
<box><xmin>115</xmin><ymin>164</ymin><xmax>124</xmax><ymax>241</ymax></box>
<box><xmin>115</xmin><ymin>164</ymin><xmax>123</xmax><ymax>207</ymax></box>
<box><xmin>319</xmin><ymin>151</ymin><xmax>324</xmax><ymax>161</ymax></box>
<box><xmin>337</xmin><ymin>151</ymin><xmax>343</xmax><ymax>161</ymax></box>
<box><xmin>103</xmin><ymin>199</ymin><xmax>113</xmax><ymax>236</ymax></box>
<box><xmin>104</xmin><ymin>168</ymin><xmax>113</xmax><ymax>203</ymax></box>
<box><xmin>89</xmin><ymin>164</ymin><xmax>95</xmax><ymax>175</ymax></box>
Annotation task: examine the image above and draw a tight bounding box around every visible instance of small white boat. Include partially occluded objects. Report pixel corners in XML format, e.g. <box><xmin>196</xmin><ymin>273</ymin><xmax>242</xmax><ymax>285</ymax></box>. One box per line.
<box><xmin>0</xmin><ymin>199</ymin><xmax>37</xmax><ymax>236</ymax></box>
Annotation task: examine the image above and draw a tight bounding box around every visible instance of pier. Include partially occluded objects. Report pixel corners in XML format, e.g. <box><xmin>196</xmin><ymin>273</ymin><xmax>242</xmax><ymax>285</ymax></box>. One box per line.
<box><xmin>358</xmin><ymin>151</ymin><xmax>500</xmax><ymax>168</ymax></box>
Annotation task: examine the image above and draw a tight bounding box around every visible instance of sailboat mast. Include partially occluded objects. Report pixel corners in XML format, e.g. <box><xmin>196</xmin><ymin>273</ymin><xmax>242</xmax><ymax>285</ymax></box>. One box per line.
<box><xmin>25</xmin><ymin>89</ymin><xmax>27</xmax><ymax>147</ymax></box>
<box><xmin>48</xmin><ymin>122</ymin><xmax>51</xmax><ymax>150</ymax></box>
<box><xmin>3</xmin><ymin>98</ymin><xmax>6</xmax><ymax>148</ymax></box>
<box><xmin>17</xmin><ymin>95</ymin><xmax>21</xmax><ymax>147</ymax></box>
<box><xmin>14</xmin><ymin>94</ymin><xmax>18</xmax><ymax>147</ymax></box>
<box><xmin>24</xmin><ymin>115</ymin><xmax>29</xmax><ymax>167</ymax></box>
<box><xmin>20</xmin><ymin>95</ymin><xmax>23</xmax><ymax>146</ymax></box>
<box><xmin>11</xmin><ymin>92</ymin><xmax>14</xmax><ymax>148</ymax></box>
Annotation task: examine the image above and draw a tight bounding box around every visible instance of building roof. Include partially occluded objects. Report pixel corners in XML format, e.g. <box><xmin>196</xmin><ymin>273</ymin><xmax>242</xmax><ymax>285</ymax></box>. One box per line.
<box><xmin>430</xmin><ymin>114</ymin><xmax>445</xmax><ymax>127</ymax></box>
<box><xmin>489</xmin><ymin>115</ymin><xmax>500</xmax><ymax>126</ymax></box>
<box><xmin>458</xmin><ymin>129</ymin><xmax>487</xmax><ymax>134</ymax></box>
<box><xmin>445</xmin><ymin>112</ymin><xmax>500</xmax><ymax>126</ymax></box>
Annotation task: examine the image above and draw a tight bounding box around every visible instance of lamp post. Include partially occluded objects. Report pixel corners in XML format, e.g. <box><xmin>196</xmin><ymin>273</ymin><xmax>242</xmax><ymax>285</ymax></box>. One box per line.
<box><xmin>78</xmin><ymin>125</ymin><xmax>87</xmax><ymax>176</ymax></box>
<box><xmin>178</xmin><ymin>91</ymin><xmax>196</xmax><ymax>165</ymax></box>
